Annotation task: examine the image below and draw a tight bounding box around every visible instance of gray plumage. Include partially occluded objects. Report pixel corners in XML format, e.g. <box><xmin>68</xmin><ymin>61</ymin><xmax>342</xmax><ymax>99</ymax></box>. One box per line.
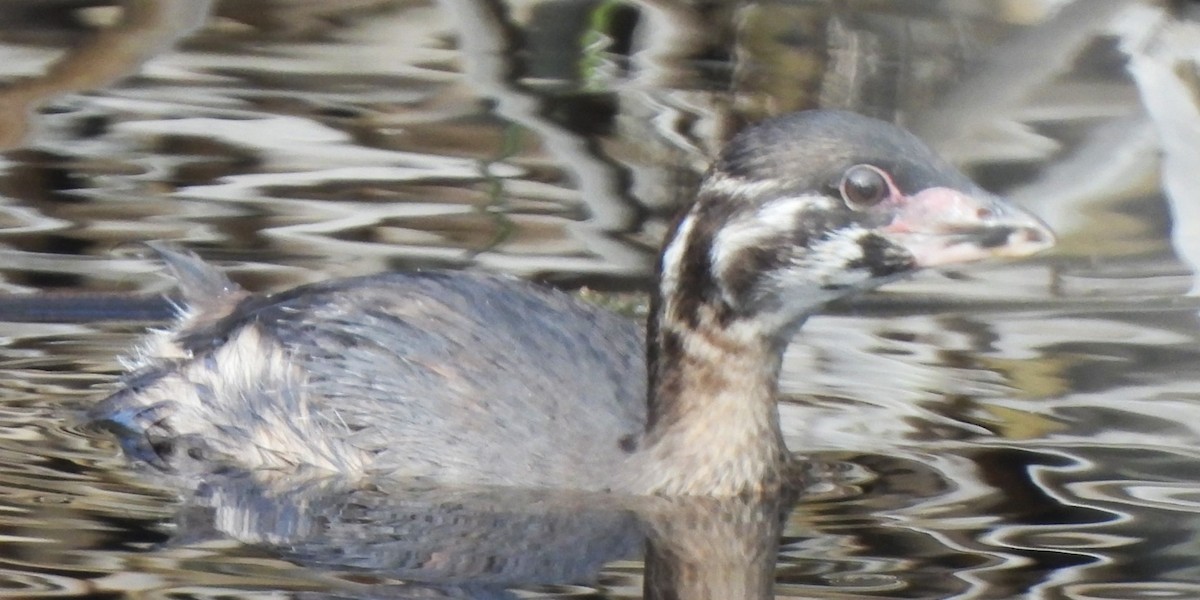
<box><xmin>96</xmin><ymin>250</ymin><xmax>646</xmax><ymax>490</ymax></box>
<box><xmin>92</xmin><ymin>110</ymin><xmax>1054</xmax><ymax>496</ymax></box>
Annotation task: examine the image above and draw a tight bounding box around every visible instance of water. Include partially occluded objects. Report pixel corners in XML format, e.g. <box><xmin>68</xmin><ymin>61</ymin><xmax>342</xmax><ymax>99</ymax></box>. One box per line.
<box><xmin>0</xmin><ymin>0</ymin><xmax>1197</xmax><ymax>598</ymax></box>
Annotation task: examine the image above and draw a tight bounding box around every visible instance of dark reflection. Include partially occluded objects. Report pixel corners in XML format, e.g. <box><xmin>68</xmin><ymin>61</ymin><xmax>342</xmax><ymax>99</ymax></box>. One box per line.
<box><xmin>179</xmin><ymin>475</ymin><xmax>641</xmax><ymax>590</ymax></box>
<box><xmin>148</xmin><ymin>470</ymin><xmax>791</xmax><ymax>600</ymax></box>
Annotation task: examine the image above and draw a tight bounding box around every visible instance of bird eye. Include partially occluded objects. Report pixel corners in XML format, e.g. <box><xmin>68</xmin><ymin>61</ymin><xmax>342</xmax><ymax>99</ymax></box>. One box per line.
<box><xmin>839</xmin><ymin>165</ymin><xmax>891</xmax><ymax>209</ymax></box>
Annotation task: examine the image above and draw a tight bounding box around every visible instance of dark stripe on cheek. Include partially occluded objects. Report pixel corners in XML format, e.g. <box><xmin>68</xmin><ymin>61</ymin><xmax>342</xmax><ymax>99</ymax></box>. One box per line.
<box><xmin>671</xmin><ymin>200</ymin><xmax>737</xmax><ymax>327</ymax></box>
<box><xmin>714</xmin><ymin>208</ymin><xmax>847</xmax><ymax>317</ymax></box>
<box><xmin>716</xmin><ymin>239</ymin><xmax>787</xmax><ymax>318</ymax></box>
<box><xmin>848</xmin><ymin>233</ymin><xmax>915</xmax><ymax>277</ymax></box>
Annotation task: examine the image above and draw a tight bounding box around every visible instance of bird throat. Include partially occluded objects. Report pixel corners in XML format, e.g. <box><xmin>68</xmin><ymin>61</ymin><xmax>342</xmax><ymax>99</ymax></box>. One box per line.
<box><xmin>635</xmin><ymin>298</ymin><xmax>791</xmax><ymax>496</ymax></box>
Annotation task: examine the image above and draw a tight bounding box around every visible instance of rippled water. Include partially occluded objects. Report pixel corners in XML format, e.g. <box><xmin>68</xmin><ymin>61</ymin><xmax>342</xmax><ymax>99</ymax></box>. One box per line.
<box><xmin>1</xmin><ymin>0</ymin><xmax>1199</xmax><ymax>598</ymax></box>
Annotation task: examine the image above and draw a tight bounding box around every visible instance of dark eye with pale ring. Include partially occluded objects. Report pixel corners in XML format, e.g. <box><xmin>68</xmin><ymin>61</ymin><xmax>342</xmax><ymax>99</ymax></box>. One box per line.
<box><xmin>839</xmin><ymin>164</ymin><xmax>891</xmax><ymax>209</ymax></box>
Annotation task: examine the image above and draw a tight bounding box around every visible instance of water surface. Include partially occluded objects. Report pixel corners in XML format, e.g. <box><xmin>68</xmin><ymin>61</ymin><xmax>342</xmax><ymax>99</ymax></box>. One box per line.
<box><xmin>1</xmin><ymin>1</ymin><xmax>1199</xmax><ymax>598</ymax></box>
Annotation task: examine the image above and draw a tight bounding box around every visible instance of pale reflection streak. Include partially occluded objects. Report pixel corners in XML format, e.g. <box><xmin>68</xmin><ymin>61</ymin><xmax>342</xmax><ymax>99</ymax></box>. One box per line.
<box><xmin>1120</xmin><ymin>5</ymin><xmax>1200</xmax><ymax>294</ymax></box>
<box><xmin>1073</xmin><ymin>478</ymin><xmax>1200</xmax><ymax>515</ymax></box>
<box><xmin>912</xmin><ymin>0</ymin><xmax>1135</xmax><ymax>164</ymax></box>
<box><xmin>1008</xmin><ymin>117</ymin><xmax>1160</xmax><ymax>254</ymax></box>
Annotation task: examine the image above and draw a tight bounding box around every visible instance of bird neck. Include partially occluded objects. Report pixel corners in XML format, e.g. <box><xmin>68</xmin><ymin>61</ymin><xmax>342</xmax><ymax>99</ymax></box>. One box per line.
<box><xmin>634</xmin><ymin>297</ymin><xmax>791</xmax><ymax>496</ymax></box>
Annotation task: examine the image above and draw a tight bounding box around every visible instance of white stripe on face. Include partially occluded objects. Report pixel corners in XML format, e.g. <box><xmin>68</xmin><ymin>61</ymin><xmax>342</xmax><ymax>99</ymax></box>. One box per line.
<box><xmin>659</xmin><ymin>211</ymin><xmax>697</xmax><ymax>302</ymax></box>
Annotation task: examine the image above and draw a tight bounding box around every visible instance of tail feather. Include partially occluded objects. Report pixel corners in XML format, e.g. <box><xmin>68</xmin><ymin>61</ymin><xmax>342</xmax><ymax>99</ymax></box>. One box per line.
<box><xmin>146</xmin><ymin>242</ymin><xmax>243</xmax><ymax>313</ymax></box>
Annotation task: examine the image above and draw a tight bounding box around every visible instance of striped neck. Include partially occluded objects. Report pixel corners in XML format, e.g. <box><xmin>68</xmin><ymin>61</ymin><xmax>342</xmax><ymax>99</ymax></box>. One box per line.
<box><xmin>631</xmin><ymin>201</ymin><xmax>797</xmax><ymax>496</ymax></box>
<box><xmin>635</xmin><ymin>297</ymin><xmax>791</xmax><ymax>496</ymax></box>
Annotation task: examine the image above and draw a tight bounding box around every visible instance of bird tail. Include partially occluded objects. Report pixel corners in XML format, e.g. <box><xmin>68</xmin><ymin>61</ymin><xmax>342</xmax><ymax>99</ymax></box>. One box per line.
<box><xmin>145</xmin><ymin>241</ymin><xmax>244</xmax><ymax>315</ymax></box>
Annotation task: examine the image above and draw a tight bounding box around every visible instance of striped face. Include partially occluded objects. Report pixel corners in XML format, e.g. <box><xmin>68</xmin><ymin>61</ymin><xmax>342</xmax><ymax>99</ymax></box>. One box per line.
<box><xmin>656</xmin><ymin>111</ymin><xmax>1054</xmax><ymax>341</ymax></box>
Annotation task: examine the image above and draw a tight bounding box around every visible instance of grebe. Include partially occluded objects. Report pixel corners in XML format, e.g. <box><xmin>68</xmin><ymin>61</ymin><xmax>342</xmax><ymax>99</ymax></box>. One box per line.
<box><xmin>92</xmin><ymin>110</ymin><xmax>1053</xmax><ymax>496</ymax></box>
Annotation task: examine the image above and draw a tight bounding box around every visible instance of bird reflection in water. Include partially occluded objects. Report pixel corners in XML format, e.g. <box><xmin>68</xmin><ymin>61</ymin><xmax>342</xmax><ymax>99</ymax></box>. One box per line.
<box><xmin>167</xmin><ymin>470</ymin><xmax>794</xmax><ymax>600</ymax></box>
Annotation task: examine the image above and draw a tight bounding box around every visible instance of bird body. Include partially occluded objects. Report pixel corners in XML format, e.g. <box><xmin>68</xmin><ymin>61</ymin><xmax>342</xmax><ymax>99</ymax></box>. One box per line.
<box><xmin>100</xmin><ymin>267</ymin><xmax>647</xmax><ymax>489</ymax></box>
<box><xmin>93</xmin><ymin>110</ymin><xmax>1054</xmax><ymax>496</ymax></box>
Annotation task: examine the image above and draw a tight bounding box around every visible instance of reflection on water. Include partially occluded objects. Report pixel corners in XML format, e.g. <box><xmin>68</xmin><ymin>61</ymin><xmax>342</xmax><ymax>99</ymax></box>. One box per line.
<box><xmin>1</xmin><ymin>0</ymin><xmax>1200</xmax><ymax>598</ymax></box>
